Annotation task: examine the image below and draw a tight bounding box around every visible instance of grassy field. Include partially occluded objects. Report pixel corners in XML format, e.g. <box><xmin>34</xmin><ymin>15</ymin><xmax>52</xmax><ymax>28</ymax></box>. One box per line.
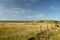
<box><xmin>0</xmin><ymin>20</ymin><xmax>60</xmax><ymax>40</ymax></box>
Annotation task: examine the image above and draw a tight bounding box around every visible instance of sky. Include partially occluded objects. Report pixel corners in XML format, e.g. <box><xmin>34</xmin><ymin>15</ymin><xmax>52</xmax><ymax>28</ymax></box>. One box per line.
<box><xmin>0</xmin><ymin>0</ymin><xmax>60</xmax><ymax>21</ymax></box>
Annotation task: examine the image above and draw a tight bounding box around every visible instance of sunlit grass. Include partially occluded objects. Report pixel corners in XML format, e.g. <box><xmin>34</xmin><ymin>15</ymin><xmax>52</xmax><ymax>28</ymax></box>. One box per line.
<box><xmin>0</xmin><ymin>21</ymin><xmax>60</xmax><ymax>40</ymax></box>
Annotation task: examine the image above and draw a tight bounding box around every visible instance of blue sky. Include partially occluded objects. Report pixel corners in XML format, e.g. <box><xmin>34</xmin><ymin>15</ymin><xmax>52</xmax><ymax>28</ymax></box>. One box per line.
<box><xmin>0</xmin><ymin>0</ymin><xmax>60</xmax><ymax>21</ymax></box>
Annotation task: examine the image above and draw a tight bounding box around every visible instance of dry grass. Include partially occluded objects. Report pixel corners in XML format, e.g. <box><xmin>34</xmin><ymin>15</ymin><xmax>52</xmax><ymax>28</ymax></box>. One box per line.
<box><xmin>0</xmin><ymin>21</ymin><xmax>60</xmax><ymax>40</ymax></box>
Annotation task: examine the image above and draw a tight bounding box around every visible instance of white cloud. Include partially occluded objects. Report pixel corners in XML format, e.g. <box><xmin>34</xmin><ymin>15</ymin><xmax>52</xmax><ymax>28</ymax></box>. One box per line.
<box><xmin>0</xmin><ymin>6</ymin><xmax>32</xmax><ymax>20</ymax></box>
<box><xmin>25</xmin><ymin>14</ymin><xmax>44</xmax><ymax>20</ymax></box>
<box><xmin>35</xmin><ymin>14</ymin><xmax>44</xmax><ymax>18</ymax></box>
<box><xmin>0</xmin><ymin>7</ymin><xmax>31</xmax><ymax>14</ymax></box>
<box><xmin>0</xmin><ymin>0</ymin><xmax>44</xmax><ymax>20</ymax></box>
<box><xmin>26</xmin><ymin>16</ymin><xmax>33</xmax><ymax>18</ymax></box>
<box><xmin>50</xmin><ymin>6</ymin><xmax>60</xmax><ymax>9</ymax></box>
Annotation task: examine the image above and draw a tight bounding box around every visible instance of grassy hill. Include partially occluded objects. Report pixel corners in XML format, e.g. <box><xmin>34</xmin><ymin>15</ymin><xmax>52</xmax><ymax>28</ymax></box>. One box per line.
<box><xmin>0</xmin><ymin>20</ymin><xmax>60</xmax><ymax>40</ymax></box>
